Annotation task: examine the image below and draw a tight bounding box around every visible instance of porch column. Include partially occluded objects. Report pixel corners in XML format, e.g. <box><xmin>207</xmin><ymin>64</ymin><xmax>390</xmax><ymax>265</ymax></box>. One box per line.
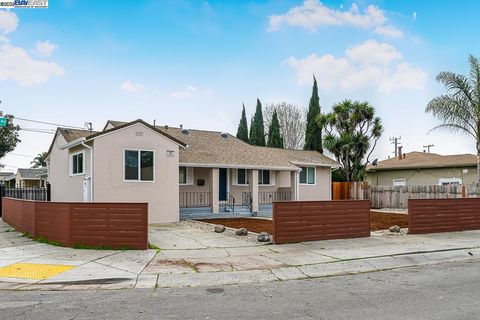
<box><xmin>210</xmin><ymin>168</ymin><xmax>219</xmax><ymax>213</ymax></box>
<box><xmin>290</xmin><ymin>171</ymin><xmax>299</xmax><ymax>201</ymax></box>
<box><xmin>248</xmin><ymin>169</ymin><xmax>259</xmax><ymax>214</ymax></box>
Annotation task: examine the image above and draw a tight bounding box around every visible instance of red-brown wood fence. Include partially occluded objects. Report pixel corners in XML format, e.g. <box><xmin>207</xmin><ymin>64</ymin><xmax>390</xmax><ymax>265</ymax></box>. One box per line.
<box><xmin>408</xmin><ymin>198</ymin><xmax>480</xmax><ymax>234</ymax></box>
<box><xmin>272</xmin><ymin>200</ymin><xmax>371</xmax><ymax>244</ymax></box>
<box><xmin>2</xmin><ymin>198</ymin><xmax>148</xmax><ymax>249</ymax></box>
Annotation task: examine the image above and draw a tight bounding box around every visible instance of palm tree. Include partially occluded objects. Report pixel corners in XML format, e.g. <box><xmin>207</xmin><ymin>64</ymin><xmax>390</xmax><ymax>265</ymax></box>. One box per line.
<box><xmin>319</xmin><ymin>100</ymin><xmax>383</xmax><ymax>182</ymax></box>
<box><xmin>426</xmin><ymin>54</ymin><xmax>480</xmax><ymax>185</ymax></box>
<box><xmin>31</xmin><ymin>152</ymin><xmax>47</xmax><ymax>168</ymax></box>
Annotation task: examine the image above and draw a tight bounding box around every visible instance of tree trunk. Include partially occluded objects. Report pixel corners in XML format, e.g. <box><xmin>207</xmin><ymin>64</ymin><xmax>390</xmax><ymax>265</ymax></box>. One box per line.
<box><xmin>477</xmin><ymin>152</ymin><xmax>480</xmax><ymax>186</ymax></box>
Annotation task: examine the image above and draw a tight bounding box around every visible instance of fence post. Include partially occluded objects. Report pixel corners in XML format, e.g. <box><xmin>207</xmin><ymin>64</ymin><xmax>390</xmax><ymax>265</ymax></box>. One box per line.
<box><xmin>0</xmin><ymin>184</ymin><xmax>3</xmax><ymax>217</ymax></box>
<box><xmin>47</xmin><ymin>183</ymin><xmax>51</xmax><ymax>201</ymax></box>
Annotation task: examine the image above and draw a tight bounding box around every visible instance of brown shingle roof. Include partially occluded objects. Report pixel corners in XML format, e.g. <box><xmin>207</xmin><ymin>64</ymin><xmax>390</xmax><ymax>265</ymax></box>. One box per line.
<box><xmin>58</xmin><ymin>128</ymin><xmax>97</xmax><ymax>143</ymax></box>
<box><xmin>367</xmin><ymin>151</ymin><xmax>477</xmax><ymax>171</ymax></box>
<box><xmin>107</xmin><ymin>120</ymin><xmax>338</xmax><ymax>170</ymax></box>
<box><xmin>87</xmin><ymin>119</ymin><xmax>186</xmax><ymax>147</ymax></box>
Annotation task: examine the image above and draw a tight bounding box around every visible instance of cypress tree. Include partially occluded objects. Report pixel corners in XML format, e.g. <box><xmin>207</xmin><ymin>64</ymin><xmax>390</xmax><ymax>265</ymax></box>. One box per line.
<box><xmin>267</xmin><ymin>110</ymin><xmax>283</xmax><ymax>148</ymax></box>
<box><xmin>236</xmin><ymin>104</ymin><xmax>249</xmax><ymax>143</ymax></box>
<box><xmin>304</xmin><ymin>76</ymin><xmax>323</xmax><ymax>153</ymax></box>
<box><xmin>249</xmin><ymin>98</ymin><xmax>266</xmax><ymax>146</ymax></box>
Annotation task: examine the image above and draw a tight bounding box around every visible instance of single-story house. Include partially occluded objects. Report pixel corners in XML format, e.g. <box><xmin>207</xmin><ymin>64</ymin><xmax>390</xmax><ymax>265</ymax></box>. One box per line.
<box><xmin>0</xmin><ymin>172</ymin><xmax>15</xmax><ymax>187</ymax></box>
<box><xmin>46</xmin><ymin>119</ymin><xmax>339</xmax><ymax>223</ymax></box>
<box><xmin>14</xmin><ymin>168</ymin><xmax>48</xmax><ymax>188</ymax></box>
<box><xmin>366</xmin><ymin>148</ymin><xmax>477</xmax><ymax>187</ymax></box>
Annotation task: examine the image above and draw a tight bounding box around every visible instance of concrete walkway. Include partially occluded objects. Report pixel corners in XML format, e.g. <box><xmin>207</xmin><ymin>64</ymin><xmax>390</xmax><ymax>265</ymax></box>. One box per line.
<box><xmin>1</xmin><ymin>220</ymin><xmax>480</xmax><ymax>290</ymax></box>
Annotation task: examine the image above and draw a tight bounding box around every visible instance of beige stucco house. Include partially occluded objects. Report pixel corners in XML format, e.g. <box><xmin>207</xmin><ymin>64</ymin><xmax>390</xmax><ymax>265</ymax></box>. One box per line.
<box><xmin>46</xmin><ymin>119</ymin><xmax>338</xmax><ymax>223</ymax></box>
<box><xmin>366</xmin><ymin>150</ymin><xmax>478</xmax><ymax>187</ymax></box>
<box><xmin>14</xmin><ymin>168</ymin><xmax>48</xmax><ymax>188</ymax></box>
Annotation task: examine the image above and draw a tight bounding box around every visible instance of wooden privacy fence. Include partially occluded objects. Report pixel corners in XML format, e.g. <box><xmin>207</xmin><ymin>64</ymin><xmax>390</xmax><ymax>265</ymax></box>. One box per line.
<box><xmin>332</xmin><ymin>182</ymin><xmax>370</xmax><ymax>200</ymax></box>
<box><xmin>408</xmin><ymin>198</ymin><xmax>480</xmax><ymax>234</ymax></box>
<box><xmin>272</xmin><ymin>200</ymin><xmax>370</xmax><ymax>244</ymax></box>
<box><xmin>371</xmin><ymin>184</ymin><xmax>480</xmax><ymax>209</ymax></box>
<box><xmin>2</xmin><ymin>198</ymin><xmax>148</xmax><ymax>249</ymax></box>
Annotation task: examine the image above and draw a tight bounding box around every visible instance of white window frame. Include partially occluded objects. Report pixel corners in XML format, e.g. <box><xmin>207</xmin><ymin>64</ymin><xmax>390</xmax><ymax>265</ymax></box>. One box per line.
<box><xmin>393</xmin><ymin>179</ymin><xmax>406</xmax><ymax>187</ymax></box>
<box><xmin>179</xmin><ymin>166</ymin><xmax>194</xmax><ymax>185</ymax></box>
<box><xmin>123</xmin><ymin>149</ymin><xmax>156</xmax><ymax>183</ymax></box>
<box><xmin>70</xmin><ymin>151</ymin><xmax>85</xmax><ymax>176</ymax></box>
<box><xmin>438</xmin><ymin>177</ymin><xmax>462</xmax><ymax>185</ymax></box>
<box><xmin>233</xmin><ymin>168</ymin><xmax>249</xmax><ymax>186</ymax></box>
<box><xmin>299</xmin><ymin>166</ymin><xmax>316</xmax><ymax>185</ymax></box>
<box><xmin>258</xmin><ymin>170</ymin><xmax>275</xmax><ymax>186</ymax></box>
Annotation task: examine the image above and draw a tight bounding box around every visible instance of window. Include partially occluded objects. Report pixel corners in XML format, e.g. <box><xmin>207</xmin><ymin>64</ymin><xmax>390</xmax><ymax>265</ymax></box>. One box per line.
<box><xmin>299</xmin><ymin>166</ymin><xmax>315</xmax><ymax>184</ymax></box>
<box><xmin>237</xmin><ymin>169</ymin><xmax>249</xmax><ymax>185</ymax></box>
<box><xmin>438</xmin><ymin>178</ymin><xmax>462</xmax><ymax>186</ymax></box>
<box><xmin>179</xmin><ymin>167</ymin><xmax>187</xmax><ymax>184</ymax></box>
<box><xmin>71</xmin><ymin>152</ymin><xmax>84</xmax><ymax>175</ymax></box>
<box><xmin>393</xmin><ymin>179</ymin><xmax>406</xmax><ymax>187</ymax></box>
<box><xmin>259</xmin><ymin>170</ymin><xmax>270</xmax><ymax>185</ymax></box>
<box><xmin>124</xmin><ymin>150</ymin><xmax>154</xmax><ymax>181</ymax></box>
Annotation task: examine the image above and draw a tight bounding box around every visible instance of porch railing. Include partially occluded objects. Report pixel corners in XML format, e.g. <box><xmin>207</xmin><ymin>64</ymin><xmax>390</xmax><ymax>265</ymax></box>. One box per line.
<box><xmin>220</xmin><ymin>192</ymin><xmax>235</xmax><ymax>213</ymax></box>
<box><xmin>179</xmin><ymin>192</ymin><xmax>211</xmax><ymax>208</ymax></box>
<box><xmin>258</xmin><ymin>191</ymin><xmax>292</xmax><ymax>205</ymax></box>
<box><xmin>242</xmin><ymin>192</ymin><xmax>252</xmax><ymax>211</ymax></box>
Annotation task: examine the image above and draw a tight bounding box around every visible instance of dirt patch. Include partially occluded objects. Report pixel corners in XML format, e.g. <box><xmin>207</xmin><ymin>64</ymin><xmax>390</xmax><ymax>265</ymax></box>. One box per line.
<box><xmin>370</xmin><ymin>211</ymin><xmax>408</xmax><ymax>230</ymax></box>
<box><xmin>199</xmin><ymin>212</ymin><xmax>408</xmax><ymax>234</ymax></box>
<box><xmin>199</xmin><ymin>218</ymin><xmax>273</xmax><ymax>234</ymax></box>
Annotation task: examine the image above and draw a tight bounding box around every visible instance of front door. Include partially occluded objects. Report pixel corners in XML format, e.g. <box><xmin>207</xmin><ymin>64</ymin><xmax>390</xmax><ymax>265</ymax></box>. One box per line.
<box><xmin>219</xmin><ymin>168</ymin><xmax>227</xmax><ymax>201</ymax></box>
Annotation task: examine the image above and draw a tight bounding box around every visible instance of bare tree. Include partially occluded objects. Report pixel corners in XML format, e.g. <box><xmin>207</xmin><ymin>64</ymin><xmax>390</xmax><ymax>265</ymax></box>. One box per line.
<box><xmin>264</xmin><ymin>102</ymin><xmax>306</xmax><ymax>150</ymax></box>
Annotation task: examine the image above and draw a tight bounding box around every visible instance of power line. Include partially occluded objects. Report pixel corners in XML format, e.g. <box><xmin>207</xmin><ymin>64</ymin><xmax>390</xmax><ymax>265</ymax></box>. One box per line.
<box><xmin>10</xmin><ymin>153</ymin><xmax>35</xmax><ymax>158</ymax></box>
<box><xmin>13</xmin><ymin>116</ymin><xmax>84</xmax><ymax>130</ymax></box>
<box><xmin>19</xmin><ymin>128</ymin><xmax>55</xmax><ymax>134</ymax></box>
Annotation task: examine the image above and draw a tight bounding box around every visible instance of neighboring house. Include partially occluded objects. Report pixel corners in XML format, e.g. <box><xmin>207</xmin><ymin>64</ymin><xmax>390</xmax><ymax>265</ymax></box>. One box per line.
<box><xmin>15</xmin><ymin>168</ymin><xmax>48</xmax><ymax>188</ymax></box>
<box><xmin>366</xmin><ymin>149</ymin><xmax>477</xmax><ymax>187</ymax></box>
<box><xmin>46</xmin><ymin>119</ymin><xmax>338</xmax><ymax>223</ymax></box>
<box><xmin>0</xmin><ymin>172</ymin><xmax>15</xmax><ymax>187</ymax></box>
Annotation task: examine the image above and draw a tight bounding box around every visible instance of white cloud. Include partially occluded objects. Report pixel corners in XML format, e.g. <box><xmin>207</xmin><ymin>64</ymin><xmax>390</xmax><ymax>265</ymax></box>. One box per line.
<box><xmin>0</xmin><ymin>10</ymin><xmax>18</xmax><ymax>34</ymax></box>
<box><xmin>268</xmin><ymin>0</ymin><xmax>402</xmax><ymax>39</ymax></box>
<box><xmin>0</xmin><ymin>43</ymin><xmax>65</xmax><ymax>85</ymax></box>
<box><xmin>373</xmin><ymin>25</ymin><xmax>403</xmax><ymax>39</ymax></box>
<box><xmin>35</xmin><ymin>40</ymin><xmax>58</xmax><ymax>56</ymax></box>
<box><xmin>171</xmin><ymin>85</ymin><xmax>213</xmax><ymax>98</ymax></box>
<box><xmin>284</xmin><ymin>39</ymin><xmax>427</xmax><ymax>93</ymax></box>
<box><xmin>412</xmin><ymin>12</ymin><xmax>417</xmax><ymax>20</ymax></box>
<box><xmin>345</xmin><ymin>39</ymin><xmax>402</xmax><ymax>66</ymax></box>
<box><xmin>121</xmin><ymin>80</ymin><xmax>145</xmax><ymax>93</ymax></box>
<box><xmin>0</xmin><ymin>10</ymin><xmax>64</xmax><ymax>85</ymax></box>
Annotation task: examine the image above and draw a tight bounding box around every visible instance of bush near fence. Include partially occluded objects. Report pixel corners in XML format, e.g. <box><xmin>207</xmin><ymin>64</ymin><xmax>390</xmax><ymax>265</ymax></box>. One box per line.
<box><xmin>2</xmin><ymin>198</ymin><xmax>148</xmax><ymax>250</ymax></box>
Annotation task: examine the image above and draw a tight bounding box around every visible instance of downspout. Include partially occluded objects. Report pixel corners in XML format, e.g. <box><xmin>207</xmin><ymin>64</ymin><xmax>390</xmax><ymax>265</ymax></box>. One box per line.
<box><xmin>81</xmin><ymin>140</ymin><xmax>94</xmax><ymax>202</ymax></box>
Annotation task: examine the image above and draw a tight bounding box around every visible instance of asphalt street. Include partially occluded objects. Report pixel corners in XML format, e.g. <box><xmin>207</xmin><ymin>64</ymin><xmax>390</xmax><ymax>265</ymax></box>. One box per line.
<box><xmin>1</xmin><ymin>260</ymin><xmax>479</xmax><ymax>320</ymax></box>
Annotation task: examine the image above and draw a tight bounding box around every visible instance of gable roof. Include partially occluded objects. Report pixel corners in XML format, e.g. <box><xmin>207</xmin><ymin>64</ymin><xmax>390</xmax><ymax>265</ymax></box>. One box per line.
<box><xmin>46</xmin><ymin>127</ymin><xmax>98</xmax><ymax>157</ymax></box>
<box><xmin>367</xmin><ymin>151</ymin><xmax>477</xmax><ymax>172</ymax></box>
<box><xmin>87</xmin><ymin>119</ymin><xmax>187</xmax><ymax>147</ymax></box>
<box><xmin>107</xmin><ymin>120</ymin><xmax>338</xmax><ymax>170</ymax></box>
<box><xmin>17</xmin><ymin>168</ymin><xmax>47</xmax><ymax>180</ymax></box>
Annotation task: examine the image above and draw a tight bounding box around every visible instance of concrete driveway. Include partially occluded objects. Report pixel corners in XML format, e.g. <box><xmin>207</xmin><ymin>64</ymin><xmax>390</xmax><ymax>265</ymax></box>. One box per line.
<box><xmin>2</xmin><ymin>219</ymin><xmax>480</xmax><ymax>290</ymax></box>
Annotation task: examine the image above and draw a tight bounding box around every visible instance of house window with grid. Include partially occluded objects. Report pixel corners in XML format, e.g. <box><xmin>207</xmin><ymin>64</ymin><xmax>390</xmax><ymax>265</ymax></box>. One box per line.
<box><xmin>124</xmin><ymin>150</ymin><xmax>154</xmax><ymax>181</ymax></box>
<box><xmin>299</xmin><ymin>166</ymin><xmax>315</xmax><ymax>184</ymax></box>
<box><xmin>237</xmin><ymin>169</ymin><xmax>249</xmax><ymax>185</ymax></box>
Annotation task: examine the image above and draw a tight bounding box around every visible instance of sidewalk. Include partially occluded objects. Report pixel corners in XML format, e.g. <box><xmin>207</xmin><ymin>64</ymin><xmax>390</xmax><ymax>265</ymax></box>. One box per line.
<box><xmin>1</xmin><ymin>220</ymin><xmax>480</xmax><ymax>290</ymax></box>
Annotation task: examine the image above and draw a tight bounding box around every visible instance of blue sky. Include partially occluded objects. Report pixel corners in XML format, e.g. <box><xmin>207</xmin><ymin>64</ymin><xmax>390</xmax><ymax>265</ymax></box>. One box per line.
<box><xmin>2</xmin><ymin>0</ymin><xmax>479</xmax><ymax>170</ymax></box>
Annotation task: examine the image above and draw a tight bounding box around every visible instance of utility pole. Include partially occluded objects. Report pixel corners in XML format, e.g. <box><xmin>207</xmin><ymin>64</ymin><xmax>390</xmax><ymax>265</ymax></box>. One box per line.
<box><xmin>423</xmin><ymin>144</ymin><xmax>435</xmax><ymax>153</ymax></box>
<box><xmin>390</xmin><ymin>136</ymin><xmax>402</xmax><ymax>157</ymax></box>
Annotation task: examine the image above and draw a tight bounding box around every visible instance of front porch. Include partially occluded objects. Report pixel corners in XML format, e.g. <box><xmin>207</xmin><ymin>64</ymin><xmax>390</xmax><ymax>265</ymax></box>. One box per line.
<box><xmin>179</xmin><ymin>191</ymin><xmax>292</xmax><ymax>220</ymax></box>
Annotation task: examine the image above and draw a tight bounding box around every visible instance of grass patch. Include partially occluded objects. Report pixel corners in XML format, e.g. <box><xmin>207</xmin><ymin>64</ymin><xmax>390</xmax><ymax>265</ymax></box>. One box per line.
<box><xmin>148</xmin><ymin>243</ymin><xmax>161</xmax><ymax>252</ymax></box>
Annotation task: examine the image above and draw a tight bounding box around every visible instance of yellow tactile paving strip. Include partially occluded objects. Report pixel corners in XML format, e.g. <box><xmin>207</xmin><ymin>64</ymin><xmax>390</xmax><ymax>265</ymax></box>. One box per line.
<box><xmin>0</xmin><ymin>263</ymin><xmax>75</xmax><ymax>280</ymax></box>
